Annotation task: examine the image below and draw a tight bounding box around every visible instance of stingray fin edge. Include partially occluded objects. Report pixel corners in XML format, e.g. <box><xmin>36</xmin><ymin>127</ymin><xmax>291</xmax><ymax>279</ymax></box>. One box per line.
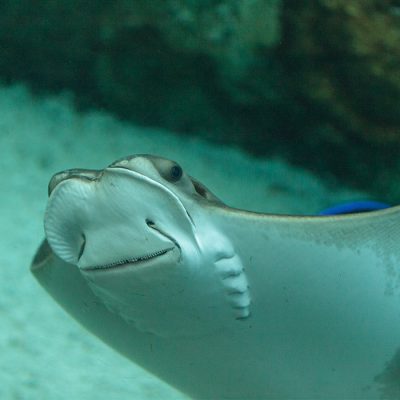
<box><xmin>31</xmin><ymin>239</ymin><xmax>53</xmax><ymax>271</ymax></box>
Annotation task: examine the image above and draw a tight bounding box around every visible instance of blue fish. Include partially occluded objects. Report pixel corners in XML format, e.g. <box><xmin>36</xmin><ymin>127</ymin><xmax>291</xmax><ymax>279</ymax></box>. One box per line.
<box><xmin>319</xmin><ymin>200</ymin><xmax>390</xmax><ymax>216</ymax></box>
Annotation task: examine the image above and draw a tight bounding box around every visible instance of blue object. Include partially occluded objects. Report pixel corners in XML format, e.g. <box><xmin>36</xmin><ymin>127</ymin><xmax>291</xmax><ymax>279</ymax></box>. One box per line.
<box><xmin>319</xmin><ymin>201</ymin><xmax>390</xmax><ymax>216</ymax></box>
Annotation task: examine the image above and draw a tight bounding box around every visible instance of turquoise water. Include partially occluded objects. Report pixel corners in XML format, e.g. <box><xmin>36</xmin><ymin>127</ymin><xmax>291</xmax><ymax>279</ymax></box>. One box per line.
<box><xmin>0</xmin><ymin>84</ymin><xmax>366</xmax><ymax>399</ymax></box>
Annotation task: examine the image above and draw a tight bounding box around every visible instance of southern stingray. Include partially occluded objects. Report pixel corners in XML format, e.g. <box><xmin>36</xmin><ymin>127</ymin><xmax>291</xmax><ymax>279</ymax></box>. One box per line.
<box><xmin>31</xmin><ymin>154</ymin><xmax>400</xmax><ymax>399</ymax></box>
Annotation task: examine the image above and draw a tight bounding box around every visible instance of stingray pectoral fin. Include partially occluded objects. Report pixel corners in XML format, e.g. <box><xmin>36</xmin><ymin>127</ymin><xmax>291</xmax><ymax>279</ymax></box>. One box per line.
<box><xmin>31</xmin><ymin>240</ymin><xmax>131</xmax><ymax>342</ymax></box>
<box><xmin>210</xmin><ymin>205</ymin><xmax>400</xmax><ymax>398</ymax></box>
<box><xmin>30</xmin><ymin>240</ymin><xmax>197</xmax><ymax>398</ymax></box>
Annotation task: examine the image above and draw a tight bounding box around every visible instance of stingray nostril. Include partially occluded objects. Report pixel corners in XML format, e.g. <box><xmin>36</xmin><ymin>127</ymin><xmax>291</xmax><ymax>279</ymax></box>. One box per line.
<box><xmin>77</xmin><ymin>234</ymin><xmax>86</xmax><ymax>261</ymax></box>
<box><xmin>145</xmin><ymin>218</ymin><xmax>155</xmax><ymax>227</ymax></box>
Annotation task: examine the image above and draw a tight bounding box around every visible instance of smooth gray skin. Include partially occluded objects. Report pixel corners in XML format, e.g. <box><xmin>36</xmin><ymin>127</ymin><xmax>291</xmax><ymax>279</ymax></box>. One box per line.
<box><xmin>31</xmin><ymin>155</ymin><xmax>400</xmax><ymax>399</ymax></box>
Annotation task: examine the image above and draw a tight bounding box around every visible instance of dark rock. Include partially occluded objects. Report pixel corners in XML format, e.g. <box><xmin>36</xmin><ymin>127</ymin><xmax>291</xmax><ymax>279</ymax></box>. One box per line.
<box><xmin>281</xmin><ymin>0</ymin><xmax>400</xmax><ymax>142</ymax></box>
<box><xmin>0</xmin><ymin>0</ymin><xmax>399</xmax><ymax>201</ymax></box>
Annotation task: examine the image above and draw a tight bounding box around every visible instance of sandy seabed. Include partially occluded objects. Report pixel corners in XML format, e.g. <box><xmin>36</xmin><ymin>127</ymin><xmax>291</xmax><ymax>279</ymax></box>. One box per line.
<box><xmin>0</xmin><ymin>84</ymin><xmax>364</xmax><ymax>399</ymax></box>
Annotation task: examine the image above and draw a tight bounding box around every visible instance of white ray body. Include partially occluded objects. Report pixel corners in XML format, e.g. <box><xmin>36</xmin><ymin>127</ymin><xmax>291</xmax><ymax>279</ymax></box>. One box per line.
<box><xmin>31</xmin><ymin>155</ymin><xmax>400</xmax><ymax>399</ymax></box>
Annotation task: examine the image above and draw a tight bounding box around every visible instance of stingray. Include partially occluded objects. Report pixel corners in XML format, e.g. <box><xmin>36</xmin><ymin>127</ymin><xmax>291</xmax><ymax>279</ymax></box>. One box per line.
<box><xmin>31</xmin><ymin>154</ymin><xmax>400</xmax><ymax>399</ymax></box>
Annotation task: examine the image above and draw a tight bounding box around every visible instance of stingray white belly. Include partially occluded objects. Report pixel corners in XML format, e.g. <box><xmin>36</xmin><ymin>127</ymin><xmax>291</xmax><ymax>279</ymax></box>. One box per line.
<box><xmin>31</xmin><ymin>155</ymin><xmax>400</xmax><ymax>399</ymax></box>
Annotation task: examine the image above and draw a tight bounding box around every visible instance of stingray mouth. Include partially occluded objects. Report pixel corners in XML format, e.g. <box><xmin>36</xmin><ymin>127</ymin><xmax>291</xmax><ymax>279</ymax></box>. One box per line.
<box><xmin>80</xmin><ymin>247</ymin><xmax>176</xmax><ymax>272</ymax></box>
<box><xmin>80</xmin><ymin>220</ymin><xmax>182</xmax><ymax>272</ymax></box>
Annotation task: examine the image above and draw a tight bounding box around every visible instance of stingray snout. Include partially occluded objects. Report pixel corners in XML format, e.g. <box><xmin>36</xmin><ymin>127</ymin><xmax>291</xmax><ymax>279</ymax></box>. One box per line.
<box><xmin>45</xmin><ymin>174</ymin><xmax>95</xmax><ymax>265</ymax></box>
<box><xmin>48</xmin><ymin>168</ymin><xmax>101</xmax><ymax>196</ymax></box>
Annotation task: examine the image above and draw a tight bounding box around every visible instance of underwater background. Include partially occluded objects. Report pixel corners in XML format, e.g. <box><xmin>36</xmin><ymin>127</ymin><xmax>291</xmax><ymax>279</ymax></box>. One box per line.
<box><xmin>0</xmin><ymin>1</ymin><xmax>399</xmax><ymax>399</ymax></box>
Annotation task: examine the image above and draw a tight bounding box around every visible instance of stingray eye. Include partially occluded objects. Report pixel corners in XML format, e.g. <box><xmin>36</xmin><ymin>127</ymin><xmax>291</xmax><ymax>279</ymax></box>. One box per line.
<box><xmin>168</xmin><ymin>164</ymin><xmax>183</xmax><ymax>182</ymax></box>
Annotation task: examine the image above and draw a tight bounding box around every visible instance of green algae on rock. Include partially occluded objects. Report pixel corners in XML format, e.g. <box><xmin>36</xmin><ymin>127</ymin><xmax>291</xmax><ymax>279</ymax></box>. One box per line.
<box><xmin>282</xmin><ymin>0</ymin><xmax>400</xmax><ymax>142</ymax></box>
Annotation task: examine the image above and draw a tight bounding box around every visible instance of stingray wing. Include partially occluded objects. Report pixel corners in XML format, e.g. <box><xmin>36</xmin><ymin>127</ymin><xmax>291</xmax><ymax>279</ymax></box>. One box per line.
<box><xmin>31</xmin><ymin>241</ymin><xmax>185</xmax><ymax>393</ymax></box>
<box><xmin>209</xmin><ymin>205</ymin><xmax>400</xmax><ymax>398</ymax></box>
